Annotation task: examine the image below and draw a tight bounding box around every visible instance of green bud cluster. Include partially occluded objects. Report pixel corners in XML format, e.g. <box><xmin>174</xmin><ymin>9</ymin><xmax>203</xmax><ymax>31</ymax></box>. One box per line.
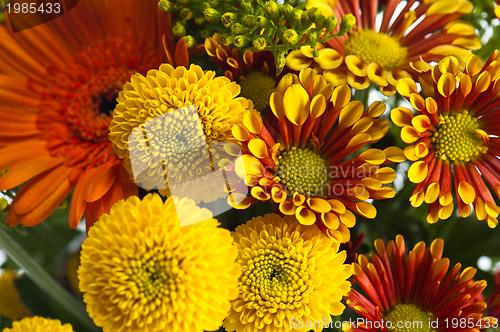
<box><xmin>159</xmin><ymin>0</ymin><xmax>355</xmax><ymax>70</ymax></box>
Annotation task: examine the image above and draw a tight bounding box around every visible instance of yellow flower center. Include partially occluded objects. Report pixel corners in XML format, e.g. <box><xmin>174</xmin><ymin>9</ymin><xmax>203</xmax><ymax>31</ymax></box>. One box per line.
<box><xmin>276</xmin><ymin>147</ymin><xmax>328</xmax><ymax>196</ymax></box>
<box><xmin>385</xmin><ymin>304</ymin><xmax>432</xmax><ymax>332</ymax></box>
<box><xmin>431</xmin><ymin>111</ymin><xmax>488</xmax><ymax>162</ymax></box>
<box><xmin>243</xmin><ymin>238</ymin><xmax>310</xmax><ymax>308</ymax></box>
<box><xmin>344</xmin><ymin>30</ymin><xmax>407</xmax><ymax>70</ymax></box>
<box><xmin>239</xmin><ymin>70</ymin><xmax>277</xmax><ymax>112</ymax></box>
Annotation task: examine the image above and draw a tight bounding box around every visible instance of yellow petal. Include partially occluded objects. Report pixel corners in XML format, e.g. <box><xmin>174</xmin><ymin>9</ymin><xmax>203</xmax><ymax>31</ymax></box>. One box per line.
<box><xmin>396</xmin><ymin>78</ymin><xmax>418</xmax><ymax>97</ymax></box>
<box><xmin>367</xmin><ymin>101</ymin><xmax>386</xmax><ymax>117</ymax></box>
<box><xmin>410</xmin><ymin>191</ymin><xmax>425</xmax><ymax>207</ymax></box>
<box><xmin>339</xmin><ymin>210</ymin><xmax>356</xmax><ymax>227</ymax></box>
<box><xmin>331</xmin><ymin>85</ymin><xmax>351</xmax><ymax>109</ymax></box>
<box><xmin>438</xmin><ymin>203</ymin><xmax>454</xmax><ymax>219</ymax></box>
<box><xmin>243</xmin><ymin>110</ymin><xmax>263</xmax><ymax>134</ymax></box>
<box><xmin>271</xmin><ymin>187</ymin><xmax>286</xmax><ymax>203</ymax></box>
<box><xmin>310</xmin><ymin>94</ymin><xmax>326</xmax><ymax>118</ymax></box>
<box><xmin>307</xmin><ymin>197</ymin><xmax>332</xmax><ymax>213</ymax></box>
<box><xmin>410</xmin><ymin>93</ymin><xmax>426</xmax><ymax>112</ymax></box>
<box><xmin>345</xmin><ymin>55</ymin><xmax>368</xmax><ymax>76</ymax></box>
<box><xmin>234</xmin><ymin>154</ymin><xmax>264</xmax><ymax>178</ymax></box>
<box><xmin>346</xmin><ymin>133</ymin><xmax>371</xmax><ymax>149</ymax></box>
<box><xmin>367</xmin><ymin>63</ymin><xmax>388</xmax><ymax>87</ymax></box>
<box><xmin>424</xmin><ymin>182</ymin><xmax>440</xmax><ymax>204</ymax></box>
<box><xmin>390</xmin><ymin>107</ymin><xmax>414</xmax><ymax>127</ymax></box>
<box><xmin>232</xmin><ymin>124</ymin><xmax>250</xmax><ymax>141</ymax></box>
<box><xmin>437</xmin><ymin>72</ymin><xmax>456</xmax><ymax>97</ymax></box>
<box><xmin>458</xmin><ymin>181</ymin><xmax>475</xmax><ymax>204</ymax></box>
<box><xmin>328</xmin><ymin>199</ymin><xmax>346</xmax><ymax>214</ymax></box>
<box><xmin>375</xmin><ymin>167</ymin><xmax>397</xmax><ymax>183</ymax></box>
<box><xmin>475</xmin><ymin>71</ymin><xmax>491</xmax><ymax>94</ymax></box>
<box><xmin>248</xmin><ymin>139</ymin><xmax>269</xmax><ymax>159</ymax></box>
<box><xmin>270</xmin><ymin>91</ymin><xmax>285</xmax><ymax>119</ymax></box>
<box><xmin>401</xmin><ymin>126</ymin><xmax>420</xmax><ymax>143</ymax></box>
<box><xmin>339</xmin><ymin>100</ymin><xmax>364</xmax><ymax>129</ymax></box>
<box><xmin>411</xmin><ymin>115</ymin><xmax>431</xmax><ymax>133</ymax></box>
<box><xmin>299</xmin><ymin>68</ymin><xmax>316</xmax><ymax>90</ymax></box>
<box><xmin>279</xmin><ymin>200</ymin><xmax>297</xmax><ymax>215</ymax></box>
<box><xmin>408</xmin><ymin>160</ymin><xmax>428</xmax><ymax>183</ymax></box>
<box><xmin>285</xmin><ymin>50</ymin><xmax>313</xmax><ymax>71</ymax></box>
<box><xmin>356</xmin><ymin>202</ymin><xmax>377</xmax><ymax>219</ymax></box>
<box><xmin>321</xmin><ymin>212</ymin><xmax>339</xmax><ymax>230</ymax></box>
<box><xmin>295</xmin><ymin>206</ymin><xmax>316</xmax><ymax>225</ymax></box>
<box><xmin>251</xmin><ymin>186</ymin><xmax>271</xmax><ymax>201</ymax></box>
<box><xmin>283</xmin><ymin>84</ymin><xmax>310</xmax><ymax>126</ymax></box>
<box><xmin>359</xmin><ymin>148</ymin><xmax>386</xmax><ymax>165</ymax></box>
<box><xmin>347</xmin><ymin>73</ymin><xmax>371</xmax><ymax>90</ymax></box>
<box><xmin>384</xmin><ymin>146</ymin><xmax>406</xmax><ymax>162</ymax></box>
<box><xmin>415</xmin><ymin>142</ymin><xmax>429</xmax><ymax>158</ymax></box>
<box><xmin>438</xmin><ymin>56</ymin><xmax>460</xmax><ymax>75</ymax></box>
<box><xmin>315</xmin><ymin>48</ymin><xmax>343</xmax><ymax>69</ymax></box>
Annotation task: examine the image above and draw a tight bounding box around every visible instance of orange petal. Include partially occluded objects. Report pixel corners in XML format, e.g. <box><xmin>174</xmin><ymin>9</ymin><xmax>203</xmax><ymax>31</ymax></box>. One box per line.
<box><xmin>82</xmin><ymin>162</ymin><xmax>119</xmax><ymax>203</ymax></box>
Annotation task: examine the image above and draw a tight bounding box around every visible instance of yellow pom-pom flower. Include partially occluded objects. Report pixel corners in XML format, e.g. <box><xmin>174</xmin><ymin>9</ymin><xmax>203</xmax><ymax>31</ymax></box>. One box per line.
<box><xmin>3</xmin><ymin>316</ymin><xmax>74</xmax><ymax>332</ymax></box>
<box><xmin>78</xmin><ymin>194</ymin><xmax>240</xmax><ymax>332</ymax></box>
<box><xmin>224</xmin><ymin>213</ymin><xmax>352</xmax><ymax>332</ymax></box>
<box><xmin>109</xmin><ymin>64</ymin><xmax>254</xmax><ymax>202</ymax></box>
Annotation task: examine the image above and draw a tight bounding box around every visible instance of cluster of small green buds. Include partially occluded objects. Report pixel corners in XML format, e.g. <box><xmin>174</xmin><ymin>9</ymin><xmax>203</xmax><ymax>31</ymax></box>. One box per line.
<box><xmin>159</xmin><ymin>0</ymin><xmax>355</xmax><ymax>71</ymax></box>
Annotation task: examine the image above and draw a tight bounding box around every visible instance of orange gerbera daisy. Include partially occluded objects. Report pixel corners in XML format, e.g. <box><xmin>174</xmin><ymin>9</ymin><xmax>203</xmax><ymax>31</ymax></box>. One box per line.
<box><xmin>0</xmin><ymin>0</ymin><xmax>188</xmax><ymax>230</ymax></box>
<box><xmin>230</xmin><ymin>68</ymin><xmax>402</xmax><ymax>243</ymax></box>
<box><xmin>346</xmin><ymin>235</ymin><xmax>495</xmax><ymax>332</ymax></box>
<box><xmin>205</xmin><ymin>33</ymin><xmax>277</xmax><ymax>112</ymax></box>
<box><xmin>287</xmin><ymin>0</ymin><xmax>479</xmax><ymax>96</ymax></box>
<box><xmin>392</xmin><ymin>53</ymin><xmax>500</xmax><ymax>227</ymax></box>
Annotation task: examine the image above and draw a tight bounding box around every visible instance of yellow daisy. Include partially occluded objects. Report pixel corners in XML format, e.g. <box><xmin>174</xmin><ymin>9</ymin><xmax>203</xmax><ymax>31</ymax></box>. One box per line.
<box><xmin>3</xmin><ymin>316</ymin><xmax>74</xmax><ymax>332</ymax></box>
<box><xmin>0</xmin><ymin>270</ymin><xmax>30</xmax><ymax>320</ymax></box>
<box><xmin>78</xmin><ymin>194</ymin><xmax>240</xmax><ymax>332</ymax></box>
<box><xmin>287</xmin><ymin>0</ymin><xmax>479</xmax><ymax>96</ymax></box>
<box><xmin>224</xmin><ymin>213</ymin><xmax>352</xmax><ymax>332</ymax></box>
<box><xmin>230</xmin><ymin>68</ymin><xmax>401</xmax><ymax>242</ymax></box>
<box><xmin>393</xmin><ymin>53</ymin><xmax>500</xmax><ymax>227</ymax></box>
<box><xmin>109</xmin><ymin>63</ymin><xmax>254</xmax><ymax>202</ymax></box>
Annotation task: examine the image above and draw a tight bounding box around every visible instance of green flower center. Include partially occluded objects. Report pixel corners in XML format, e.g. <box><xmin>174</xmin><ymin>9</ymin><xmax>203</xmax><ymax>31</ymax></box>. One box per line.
<box><xmin>243</xmin><ymin>239</ymin><xmax>309</xmax><ymax>307</ymax></box>
<box><xmin>385</xmin><ymin>304</ymin><xmax>432</xmax><ymax>332</ymax></box>
<box><xmin>275</xmin><ymin>147</ymin><xmax>328</xmax><ymax>196</ymax></box>
<box><xmin>239</xmin><ymin>70</ymin><xmax>276</xmax><ymax>112</ymax></box>
<box><xmin>344</xmin><ymin>30</ymin><xmax>407</xmax><ymax>70</ymax></box>
<box><xmin>431</xmin><ymin>110</ymin><xmax>487</xmax><ymax>162</ymax></box>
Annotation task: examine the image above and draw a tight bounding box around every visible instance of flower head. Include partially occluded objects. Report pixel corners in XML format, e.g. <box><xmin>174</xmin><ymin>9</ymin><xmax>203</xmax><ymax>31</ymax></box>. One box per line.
<box><xmin>392</xmin><ymin>53</ymin><xmax>500</xmax><ymax>227</ymax></box>
<box><xmin>0</xmin><ymin>270</ymin><xmax>30</xmax><ymax>320</ymax></box>
<box><xmin>224</xmin><ymin>213</ymin><xmax>352</xmax><ymax>332</ymax></box>
<box><xmin>109</xmin><ymin>63</ymin><xmax>254</xmax><ymax>202</ymax></box>
<box><xmin>3</xmin><ymin>316</ymin><xmax>74</xmax><ymax>332</ymax></box>
<box><xmin>0</xmin><ymin>0</ymin><xmax>187</xmax><ymax>230</ymax></box>
<box><xmin>346</xmin><ymin>235</ymin><xmax>492</xmax><ymax>331</ymax></box>
<box><xmin>78</xmin><ymin>194</ymin><xmax>239</xmax><ymax>332</ymax></box>
<box><xmin>287</xmin><ymin>0</ymin><xmax>479</xmax><ymax>96</ymax></box>
<box><xmin>205</xmin><ymin>34</ymin><xmax>277</xmax><ymax>112</ymax></box>
<box><xmin>230</xmin><ymin>68</ymin><xmax>401</xmax><ymax>242</ymax></box>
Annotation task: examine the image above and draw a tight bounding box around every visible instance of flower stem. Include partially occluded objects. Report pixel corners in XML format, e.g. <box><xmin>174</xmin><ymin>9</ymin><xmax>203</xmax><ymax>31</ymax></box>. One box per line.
<box><xmin>0</xmin><ymin>227</ymin><xmax>98</xmax><ymax>331</ymax></box>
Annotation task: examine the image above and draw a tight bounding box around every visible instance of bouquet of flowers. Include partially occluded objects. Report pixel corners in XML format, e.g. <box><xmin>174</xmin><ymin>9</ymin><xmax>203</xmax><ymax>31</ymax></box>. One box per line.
<box><xmin>1</xmin><ymin>0</ymin><xmax>500</xmax><ymax>331</ymax></box>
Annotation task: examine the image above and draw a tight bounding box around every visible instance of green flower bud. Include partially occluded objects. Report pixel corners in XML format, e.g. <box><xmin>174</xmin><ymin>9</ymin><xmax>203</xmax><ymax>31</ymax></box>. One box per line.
<box><xmin>324</xmin><ymin>15</ymin><xmax>338</xmax><ymax>31</ymax></box>
<box><xmin>183</xmin><ymin>35</ymin><xmax>198</xmax><ymax>49</ymax></box>
<box><xmin>200</xmin><ymin>2</ymin><xmax>211</xmax><ymax>13</ymax></box>
<box><xmin>221</xmin><ymin>12</ymin><xmax>237</xmax><ymax>28</ymax></box>
<box><xmin>243</xmin><ymin>15</ymin><xmax>259</xmax><ymax>27</ymax></box>
<box><xmin>203</xmin><ymin>8</ymin><xmax>222</xmax><ymax>23</ymax></box>
<box><xmin>158</xmin><ymin>0</ymin><xmax>173</xmax><ymax>13</ymax></box>
<box><xmin>208</xmin><ymin>0</ymin><xmax>221</xmax><ymax>8</ymax></box>
<box><xmin>339</xmin><ymin>13</ymin><xmax>356</xmax><ymax>35</ymax></box>
<box><xmin>194</xmin><ymin>16</ymin><xmax>206</xmax><ymax>25</ymax></box>
<box><xmin>313</xmin><ymin>48</ymin><xmax>320</xmax><ymax>57</ymax></box>
<box><xmin>308</xmin><ymin>7</ymin><xmax>324</xmax><ymax>26</ymax></box>
<box><xmin>177</xmin><ymin>0</ymin><xmax>190</xmax><ymax>6</ymax></box>
<box><xmin>0</xmin><ymin>197</ymin><xmax>7</xmax><ymax>210</ymax></box>
<box><xmin>293</xmin><ymin>9</ymin><xmax>303</xmax><ymax>22</ymax></box>
<box><xmin>282</xmin><ymin>28</ymin><xmax>299</xmax><ymax>45</ymax></box>
<box><xmin>220</xmin><ymin>34</ymin><xmax>234</xmax><ymax>45</ymax></box>
<box><xmin>281</xmin><ymin>4</ymin><xmax>294</xmax><ymax>21</ymax></box>
<box><xmin>172</xmin><ymin>22</ymin><xmax>187</xmax><ymax>38</ymax></box>
<box><xmin>234</xmin><ymin>35</ymin><xmax>251</xmax><ymax>48</ymax></box>
<box><xmin>306</xmin><ymin>28</ymin><xmax>320</xmax><ymax>44</ymax></box>
<box><xmin>300</xmin><ymin>10</ymin><xmax>312</xmax><ymax>28</ymax></box>
<box><xmin>231</xmin><ymin>23</ymin><xmax>247</xmax><ymax>35</ymax></box>
<box><xmin>252</xmin><ymin>36</ymin><xmax>267</xmax><ymax>50</ymax></box>
<box><xmin>275</xmin><ymin>51</ymin><xmax>287</xmax><ymax>70</ymax></box>
<box><xmin>180</xmin><ymin>8</ymin><xmax>193</xmax><ymax>21</ymax></box>
<box><xmin>239</xmin><ymin>0</ymin><xmax>252</xmax><ymax>12</ymax></box>
<box><xmin>256</xmin><ymin>16</ymin><xmax>269</xmax><ymax>27</ymax></box>
<box><xmin>264</xmin><ymin>1</ymin><xmax>279</xmax><ymax>20</ymax></box>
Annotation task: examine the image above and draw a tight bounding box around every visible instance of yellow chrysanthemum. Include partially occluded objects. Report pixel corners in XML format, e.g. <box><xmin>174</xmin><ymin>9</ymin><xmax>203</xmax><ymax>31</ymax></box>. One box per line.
<box><xmin>109</xmin><ymin>63</ymin><xmax>254</xmax><ymax>201</ymax></box>
<box><xmin>224</xmin><ymin>213</ymin><xmax>352</xmax><ymax>332</ymax></box>
<box><xmin>288</xmin><ymin>0</ymin><xmax>479</xmax><ymax>96</ymax></box>
<box><xmin>3</xmin><ymin>316</ymin><xmax>74</xmax><ymax>332</ymax></box>
<box><xmin>230</xmin><ymin>68</ymin><xmax>401</xmax><ymax>242</ymax></box>
<box><xmin>393</xmin><ymin>53</ymin><xmax>500</xmax><ymax>227</ymax></box>
<box><xmin>0</xmin><ymin>270</ymin><xmax>30</xmax><ymax>320</ymax></box>
<box><xmin>78</xmin><ymin>194</ymin><xmax>240</xmax><ymax>332</ymax></box>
